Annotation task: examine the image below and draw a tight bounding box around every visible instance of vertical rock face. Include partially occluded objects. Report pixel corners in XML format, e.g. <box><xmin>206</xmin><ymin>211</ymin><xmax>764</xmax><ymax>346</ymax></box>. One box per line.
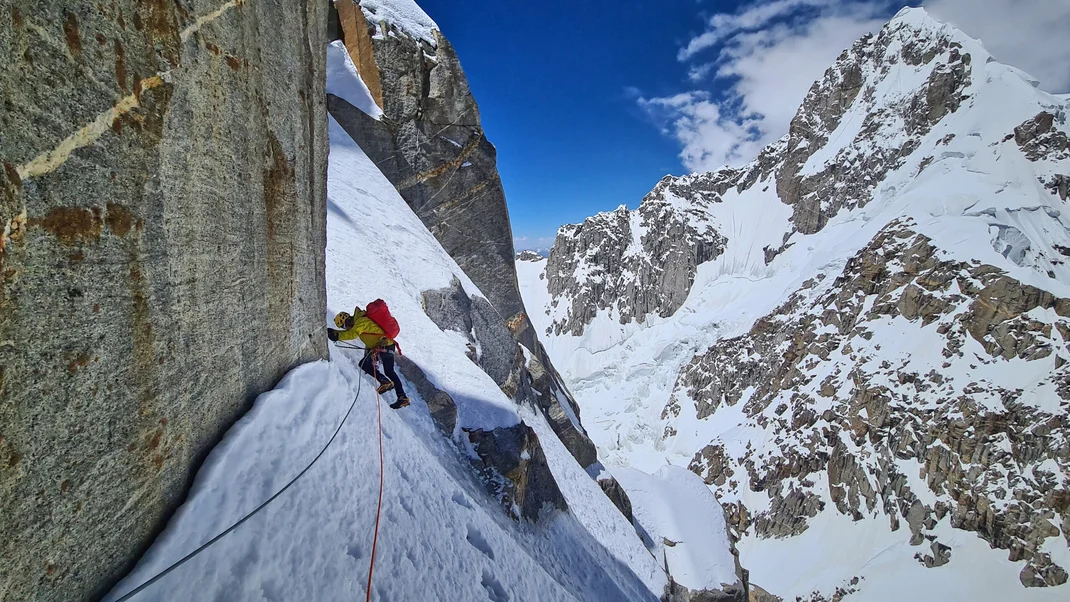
<box><xmin>0</xmin><ymin>2</ymin><xmax>328</xmax><ymax>600</ymax></box>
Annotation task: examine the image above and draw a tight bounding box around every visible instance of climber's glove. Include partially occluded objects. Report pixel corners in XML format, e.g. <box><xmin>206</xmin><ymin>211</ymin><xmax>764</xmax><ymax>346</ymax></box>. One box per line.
<box><xmin>327</xmin><ymin>328</ymin><xmax>340</xmax><ymax>342</ymax></box>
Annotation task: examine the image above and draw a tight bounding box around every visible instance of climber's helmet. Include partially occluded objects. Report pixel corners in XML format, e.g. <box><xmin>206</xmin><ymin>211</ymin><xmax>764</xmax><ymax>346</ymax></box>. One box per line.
<box><xmin>334</xmin><ymin>312</ymin><xmax>353</xmax><ymax>330</ymax></box>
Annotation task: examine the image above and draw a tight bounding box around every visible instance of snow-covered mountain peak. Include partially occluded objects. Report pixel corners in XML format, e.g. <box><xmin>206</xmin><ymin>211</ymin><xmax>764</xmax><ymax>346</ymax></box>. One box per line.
<box><xmin>540</xmin><ymin>5</ymin><xmax>1069</xmax><ymax>344</ymax></box>
<box><xmin>523</xmin><ymin>7</ymin><xmax>1070</xmax><ymax>600</ymax></box>
<box><xmin>886</xmin><ymin>5</ymin><xmax>973</xmax><ymax>45</ymax></box>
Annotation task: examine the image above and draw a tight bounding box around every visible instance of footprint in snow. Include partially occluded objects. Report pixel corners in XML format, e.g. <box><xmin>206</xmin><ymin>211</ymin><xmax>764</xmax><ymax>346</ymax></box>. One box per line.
<box><xmin>481</xmin><ymin>570</ymin><xmax>510</xmax><ymax>602</ymax></box>
<box><xmin>452</xmin><ymin>491</ymin><xmax>472</xmax><ymax>509</ymax></box>
<box><xmin>259</xmin><ymin>580</ymin><xmax>283</xmax><ymax>602</ymax></box>
<box><xmin>346</xmin><ymin>542</ymin><xmax>363</xmax><ymax>560</ymax></box>
<box><xmin>399</xmin><ymin>495</ymin><xmax>414</xmax><ymax>517</ymax></box>
<box><xmin>466</xmin><ymin>524</ymin><xmax>494</xmax><ymax>560</ymax></box>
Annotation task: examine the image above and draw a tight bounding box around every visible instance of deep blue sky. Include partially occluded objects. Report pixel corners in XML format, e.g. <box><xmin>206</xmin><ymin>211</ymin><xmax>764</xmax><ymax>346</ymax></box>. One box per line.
<box><xmin>417</xmin><ymin>0</ymin><xmax>728</xmax><ymax>248</ymax></box>
<box><xmin>413</xmin><ymin>1</ymin><xmax>1066</xmax><ymax>249</ymax></box>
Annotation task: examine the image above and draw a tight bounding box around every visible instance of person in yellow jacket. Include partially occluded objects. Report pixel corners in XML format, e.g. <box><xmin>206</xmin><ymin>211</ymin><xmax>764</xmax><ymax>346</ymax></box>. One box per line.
<box><xmin>328</xmin><ymin>307</ymin><xmax>409</xmax><ymax>409</ymax></box>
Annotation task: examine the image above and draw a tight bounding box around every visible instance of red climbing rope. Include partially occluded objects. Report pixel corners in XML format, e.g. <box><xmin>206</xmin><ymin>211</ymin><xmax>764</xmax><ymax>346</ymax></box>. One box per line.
<box><xmin>365</xmin><ymin>350</ymin><xmax>386</xmax><ymax>602</ymax></box>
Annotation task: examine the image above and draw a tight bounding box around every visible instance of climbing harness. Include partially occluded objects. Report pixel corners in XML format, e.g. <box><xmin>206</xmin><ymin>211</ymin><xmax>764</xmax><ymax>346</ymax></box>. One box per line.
<box><xmin>113</xmin><ymin>345</ymin><xmax>382</xmax><ymax>601</ymax></box>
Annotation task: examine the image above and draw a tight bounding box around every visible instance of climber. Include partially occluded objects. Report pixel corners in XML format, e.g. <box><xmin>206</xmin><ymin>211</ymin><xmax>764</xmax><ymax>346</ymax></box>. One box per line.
<box><xmin>328</xmin><ymin>300</ymin><xmax>410</xmax><ymax>409</ymax></box>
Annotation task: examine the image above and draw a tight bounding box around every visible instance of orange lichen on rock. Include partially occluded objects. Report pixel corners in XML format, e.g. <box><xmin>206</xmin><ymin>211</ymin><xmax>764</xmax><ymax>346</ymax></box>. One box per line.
<box><xmin>334</xmin><ymin>0</ymin><xmax>384</xmax><ymax>110</ymax></box>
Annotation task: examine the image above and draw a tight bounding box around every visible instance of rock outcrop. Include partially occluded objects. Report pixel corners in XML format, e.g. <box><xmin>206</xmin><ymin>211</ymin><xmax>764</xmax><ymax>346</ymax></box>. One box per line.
<box><xmin>597</xmin><ymin>476</ymin><xmax>635</xmax><ymax>523</ymax></box>
<box><xmin>420</xmin><ymin>276</ymin><xmax>597</xmax><ymax>470</ymax></box>
<box><xmin>0</xmin><ymin>2</ymin><xmax>328</xmax><ymax>601</ymax></box>
<box><xmin>678</xmin><ymin>220</ymin><xmax>1070</xmax><ymax>585</ymax></box>
<box><xmin>395</xmin><ymin>351</ymin><xmax>568</xmax><ymax>523</ymax></box>
<box><xmin>545</xmin><ymin>184</ymin><xmax>729</xmax><ymax>336</ymax></box>
<box><xmin>516</xmin><ymin>250</ymin><xmax>544</xmax><ymax>262</ymax></box>
<box><xmin>468</xmin><ymin>423</ymin><xmax>568</xmax><ymax>521</ymax></box>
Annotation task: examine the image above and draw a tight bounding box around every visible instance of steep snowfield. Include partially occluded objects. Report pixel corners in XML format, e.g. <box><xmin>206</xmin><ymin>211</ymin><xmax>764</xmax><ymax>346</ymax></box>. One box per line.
<box><xmin>105</xmin><ymin>44</ymin><xmax>676</xmax><ymax>602</ymax></box>
<box><xmin>612</xmin><ymin>466</ymin><xmax>739</xmax><ymax>593</ymax></box>
<box><xmin>522</xmin><ymin>7</ymin><xmax>1070</xmax><ymax>601</ymax></box>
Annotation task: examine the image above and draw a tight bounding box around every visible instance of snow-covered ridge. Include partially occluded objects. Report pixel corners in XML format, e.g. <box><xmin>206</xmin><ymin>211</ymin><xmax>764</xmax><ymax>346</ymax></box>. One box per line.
<box><xmin>358</xmin><ymin>0</ymin><xmax>438</xmax><ymax>45</ymax></box>
<box><xmin>525</xmin><ymin>7</ymin><xmax>1070</xmax><ymax>600</ymax></box>
<box><xmin>326</xmin><ymin>41</ymin><xmax>384</xmax><ymax>120</ymax></box>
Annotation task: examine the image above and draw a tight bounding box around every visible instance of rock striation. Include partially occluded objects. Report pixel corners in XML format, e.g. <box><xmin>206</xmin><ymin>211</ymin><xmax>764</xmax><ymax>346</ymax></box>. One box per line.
<box><xmin>0</xmin><ymin>2</ymin><xmax>328</xmax><ymax>601</ymax></box>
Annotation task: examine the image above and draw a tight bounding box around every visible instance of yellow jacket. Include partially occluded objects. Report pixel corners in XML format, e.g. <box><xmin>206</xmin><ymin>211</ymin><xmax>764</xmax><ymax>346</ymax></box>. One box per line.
<box><xmin>338</xmin><ymin>307</ymin><xmax>395</xmax><ymax>348</ymax></box>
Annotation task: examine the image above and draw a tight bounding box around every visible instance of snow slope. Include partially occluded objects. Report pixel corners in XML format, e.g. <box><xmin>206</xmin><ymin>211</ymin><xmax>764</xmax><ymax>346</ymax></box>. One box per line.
<box><xmin>522</xmin><ymin>7</ymin><xmax>1070</xmax><ymax>601</ymax></box>
<box><xmin>612</xmin><ymin>466</ymin><xmax>738</xmax><ymax>593</ymax></box>
<box><xmin>104</xmin><ymin>351</ymin><xmax>659</xmax><ymax>601</ymax></box>
<box><xmin>106</xmin><ymin>45</ymin><xmax>673</xmax><ymax>602</ymax></box>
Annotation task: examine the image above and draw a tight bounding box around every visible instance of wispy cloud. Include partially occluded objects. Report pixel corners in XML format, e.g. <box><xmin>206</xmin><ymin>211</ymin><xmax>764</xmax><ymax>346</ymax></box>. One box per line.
<box><xmin>642</xmin><ymin>0</ymin><xmax>886</xmax><ymax>172</ymax></box>
<box><xmin>925</xmin><ymin>0</ymin><xmax>1070</xmax><ymax>91</ymax></box>
<box><xmin>641</xmin><ymin>0</ymin><xmax>1070</xmax><ymax>174</ymax></box>
<box><xmin>637</xmin><ymin>92</ymin><xmax>767</xmax><ymax>172</ymax></box>
<box><xmin>678</xmin><ymin>0</ymin><xmax>840</xmax><ymax>61</ymax></box>
<box><xmin>687</xmin><ymin>62</ymin><xmax>715</xmax><ymax>83</ymax></box>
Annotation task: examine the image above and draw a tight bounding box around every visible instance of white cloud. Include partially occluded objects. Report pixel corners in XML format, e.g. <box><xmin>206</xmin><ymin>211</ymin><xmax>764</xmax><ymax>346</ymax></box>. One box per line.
<box><xmin>637</xmin><ymin>92</ymin><xmax>767</xmax><ymax>172</ymax></box>
<box><xmin>924</xmin><ymin>0</ymin><xmax>1070</xmax><ymax>92</ymax></box>
<box><xmin>678</xmin><ymin>0</ymin><xmax>838</xmax><ymax>61</ymax></box>
<box><xmin>644</xmin><ymin>0</ymin><xmax>886</xmax><ymax>172</ymax></box>
<box><xmin>687</xmin><ymin>63</ymin><xmax>715</xmax><ymax>83</ymax></box>
<box><xmin>714</xmin><ymin>7</ymin><xmax>887</xmax><ymax>138</ymax></box>
<box><xmin>643</xmin><ymin>0</ymin><xmax>1069</xmax><ymax>175</ymax></box>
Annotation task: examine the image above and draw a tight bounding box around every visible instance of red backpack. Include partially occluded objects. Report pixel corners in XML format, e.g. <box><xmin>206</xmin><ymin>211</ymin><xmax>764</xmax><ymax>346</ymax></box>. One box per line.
<box><xmin>366</xmin><ymin>299</ymin><xmax>400</xmax><ymax>340</ymax></box>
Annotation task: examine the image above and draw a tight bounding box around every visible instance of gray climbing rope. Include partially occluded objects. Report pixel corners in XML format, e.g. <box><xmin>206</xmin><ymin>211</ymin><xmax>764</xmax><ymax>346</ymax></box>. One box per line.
<box><xmin>112</xmin><ymin>347</ymin><xmax>369</xmax><ymax>601</ymax></box>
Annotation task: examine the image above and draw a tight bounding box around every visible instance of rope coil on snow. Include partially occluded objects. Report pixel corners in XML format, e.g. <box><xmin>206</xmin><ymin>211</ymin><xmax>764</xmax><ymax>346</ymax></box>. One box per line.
<box><xmin>112</xmin><ymin>346</ymin><xmax>374</xmax><ymax>601</ymax></box>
